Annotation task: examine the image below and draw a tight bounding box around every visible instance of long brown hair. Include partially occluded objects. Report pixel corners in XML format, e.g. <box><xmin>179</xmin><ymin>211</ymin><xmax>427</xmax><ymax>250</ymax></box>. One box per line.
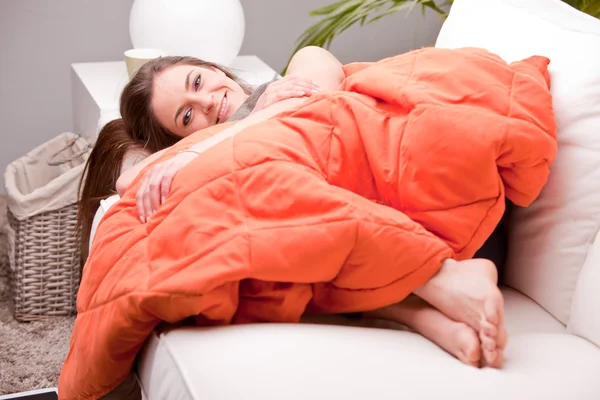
<box><xmin>120</xmin><ymin>56</ymin><xmax>253</xmax><ymax>153</ymax></box>
<box><xmin>78</xmin><ymin>56</ymin><xmax>250</xmax><ymax>267</ymax></box>
<box><xmin>76</xmin><ymin>118</ymin><xmax>144</xmax><ymax>266</ymax></box>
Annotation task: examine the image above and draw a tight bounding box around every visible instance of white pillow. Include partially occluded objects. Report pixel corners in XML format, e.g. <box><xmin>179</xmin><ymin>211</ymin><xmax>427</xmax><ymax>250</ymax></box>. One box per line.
<box><xmin>436</xmin><ymin>0</ymin><xmax>600</xmax><ymax>325</ymax></box>
<box><xmin>89</xmin><ymin>194</ymin><xmax>121</xmax><ymax>252</ymax></box>
<box><xmin>570</xmin><ymin>229</ymin><xmax>600</xmax><ymax>346</ymax></box>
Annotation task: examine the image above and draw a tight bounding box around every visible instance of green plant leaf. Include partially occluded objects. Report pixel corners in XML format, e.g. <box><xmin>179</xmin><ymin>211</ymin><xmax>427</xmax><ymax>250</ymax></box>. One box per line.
<box><xmin>580</xmin><ymin>0</ymin><xmax>600</xmax><ymax>17</ymax></box>
<box><xmin>420</xmin><ymin>0</ymin><xmax>447</xmax><ymax>15</ymax></box>
<box><xmin>310</xmin><ymin>0</ymin><xmax>353</xmax><ymax>16</ymax></box>
<box><xmin>340</xmin><ymin>6</ymin><xmax>379</xmax><ymax>34</ymax></box>
<box><xmin>368</xmin><ymin>1</ymin><xmax>418</xmax><ymax>24</ymax></box>
<box><xmin>562</xmin><ymin>0</ymin><xmax>600</xmax><ymax>17</ymax></box>
<box><xmin>316</xmin><ymin>0</ymin><xmax>364</xmax><ymax>19</ymax></box>
<box><xmin>297</xmin><ymin>0</ymin><xmax>450</xmax><ymax>57</ymax></box>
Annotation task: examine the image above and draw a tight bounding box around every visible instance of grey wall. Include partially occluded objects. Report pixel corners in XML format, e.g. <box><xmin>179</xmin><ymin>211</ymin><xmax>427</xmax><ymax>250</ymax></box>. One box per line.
<box><xmin>0</xmin><ymin>0</ymin><xmax>135</xmax><ymax>193</ymax></box>
<box><xmin>0</xmin><ymin>0</ymin><xmax>443</xmax><ymax>193</ymax></box>
<box><xmin>240</xmin><ymin>0</ymin><xmax>445</xmax><ymax>73</ymax></box>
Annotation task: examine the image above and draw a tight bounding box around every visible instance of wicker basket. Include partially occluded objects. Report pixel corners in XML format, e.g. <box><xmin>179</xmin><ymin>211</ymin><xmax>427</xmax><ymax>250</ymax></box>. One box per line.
<box><xmin>7</xmin><ymin>205</ymin><xmax>81</xmax><ymax>321</ymax></box>
<box><xmin>4</xmin><ymin>132</ymin><xmax>91</xmax><ymax>322</ymax></box>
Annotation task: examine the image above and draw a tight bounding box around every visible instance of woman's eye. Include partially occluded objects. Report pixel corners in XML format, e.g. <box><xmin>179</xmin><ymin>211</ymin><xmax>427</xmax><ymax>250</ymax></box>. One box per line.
<box><xmin>194</xmin><ymin>74</ymin><xmax>201</xmax><ymax>90</ymax></box>
<box><xmin>183</xmin><ymin>109</ymin><xmax>192</xmax><ymax>126</ymax></box>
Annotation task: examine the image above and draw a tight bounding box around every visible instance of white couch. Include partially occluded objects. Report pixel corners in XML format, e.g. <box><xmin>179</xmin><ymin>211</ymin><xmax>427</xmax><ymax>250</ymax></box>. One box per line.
<box><xmin>92</xmin><ymin>0</ymin><xmax>600</xmax><ymax>398</ymax></box>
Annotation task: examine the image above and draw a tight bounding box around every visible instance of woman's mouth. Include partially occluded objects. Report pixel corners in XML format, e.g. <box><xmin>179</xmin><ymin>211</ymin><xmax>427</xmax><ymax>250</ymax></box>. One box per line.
<box><xmin>216</xmin><ymin>92</ymin><xmax>228</xmax><ymax>124</ymax></box>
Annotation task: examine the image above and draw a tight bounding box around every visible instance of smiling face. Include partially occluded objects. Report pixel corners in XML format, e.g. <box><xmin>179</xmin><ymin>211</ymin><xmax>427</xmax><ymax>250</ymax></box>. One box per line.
<box><xmin>151</xmin><ymin>64</ymin><xmax>250</xmax><ymax>138</ymax></box>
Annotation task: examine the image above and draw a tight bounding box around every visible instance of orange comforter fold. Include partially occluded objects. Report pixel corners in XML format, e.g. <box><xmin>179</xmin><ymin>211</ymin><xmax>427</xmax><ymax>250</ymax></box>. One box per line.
<box><xmin>59</xmin><ymin>47</ymin><xmax>556</xmax><ymax>399</ymax></box>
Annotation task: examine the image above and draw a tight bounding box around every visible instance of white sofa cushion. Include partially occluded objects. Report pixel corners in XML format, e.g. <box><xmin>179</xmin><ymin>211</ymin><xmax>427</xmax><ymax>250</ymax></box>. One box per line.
<box><xmin>435</xmin><ymin>0</ymin><xmax>600</xmax><ymax>325</ymax></box>
<box><xmin>136</xmin><ymin>288</ymin><xmax>600</xmax><ymax>400</ymax></box>
<box><xmin>140</xmin><ymin>331</ymin><xmax>599</xmax><ymax>400</ymax></box>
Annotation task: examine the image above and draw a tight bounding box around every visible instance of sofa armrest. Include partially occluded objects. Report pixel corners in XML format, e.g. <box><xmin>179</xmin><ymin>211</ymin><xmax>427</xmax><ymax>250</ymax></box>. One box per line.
<box><xmin>568</xmin><ymin>227</ymin><xmax>600</xmax><ymax>348</ymax></box>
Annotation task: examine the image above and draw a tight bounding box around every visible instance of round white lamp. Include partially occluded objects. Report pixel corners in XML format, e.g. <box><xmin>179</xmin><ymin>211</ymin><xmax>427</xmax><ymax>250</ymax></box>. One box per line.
<box><xmin>129</xmin><ymin>0</ymin><xmax>245</xmax><ymax>66</ymax></box>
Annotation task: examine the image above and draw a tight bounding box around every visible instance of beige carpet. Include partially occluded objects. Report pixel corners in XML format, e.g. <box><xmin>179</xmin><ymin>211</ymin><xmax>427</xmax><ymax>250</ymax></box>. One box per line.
<box><xmin>0</xmin><ymin>196</ymin><xmax>75</xmax><ymax>396</ymax></box>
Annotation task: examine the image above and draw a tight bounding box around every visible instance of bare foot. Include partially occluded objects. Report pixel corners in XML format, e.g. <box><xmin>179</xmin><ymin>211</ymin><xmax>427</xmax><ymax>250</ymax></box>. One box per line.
<box><xmin>413</xmin><ymin>258</ymin><xmax>506</xmax><ymax>368</ymax></box>
<box><xmin>364</xmin><ymin>296</ymin><xmax>482</xmax><ymax>367</ymax></box>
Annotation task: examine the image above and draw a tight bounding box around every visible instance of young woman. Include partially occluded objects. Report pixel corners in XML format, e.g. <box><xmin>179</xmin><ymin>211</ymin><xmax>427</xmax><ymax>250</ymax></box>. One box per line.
<box><xmin>78</xmin><ymin>46</ymin><xmax>506</xmax><ymax>370</ymax></box>
<box><xmin>78</xmin><ymin>47</ymin><xmax>330</xmax><ymax>261</ymax></box>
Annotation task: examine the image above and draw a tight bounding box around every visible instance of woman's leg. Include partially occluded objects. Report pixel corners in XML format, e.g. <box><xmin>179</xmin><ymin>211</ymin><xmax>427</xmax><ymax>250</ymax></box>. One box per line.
<box><xmin>364</xmin><ymin>295</ymin><xmax>482</xmax><ymax>367</ymax></box>
<box><xmin>232</xmin><ymin>163</ymin><xmax>507</xmax><ymax>367</ymax></box>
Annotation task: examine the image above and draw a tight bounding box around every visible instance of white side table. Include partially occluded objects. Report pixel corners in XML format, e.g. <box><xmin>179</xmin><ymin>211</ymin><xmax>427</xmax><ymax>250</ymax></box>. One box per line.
<box><xmin>71</xmin><ymin>56</ymin><xmax>280</xmax><ymax>138</ymax></box>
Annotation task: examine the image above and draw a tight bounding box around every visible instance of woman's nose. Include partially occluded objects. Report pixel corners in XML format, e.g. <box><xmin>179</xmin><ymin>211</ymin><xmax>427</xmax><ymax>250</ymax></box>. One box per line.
<box><xmin>194</xmin><ymin>92</ymin><xmax>215</xmax><ymax>114</ymax></box>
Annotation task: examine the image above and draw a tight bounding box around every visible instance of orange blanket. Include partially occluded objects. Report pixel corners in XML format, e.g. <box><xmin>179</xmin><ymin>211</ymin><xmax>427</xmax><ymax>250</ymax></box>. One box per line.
<box><xmin>59</xmin><ymin>47</ymin><xmax>556</xmax><ymax>399</ymax></box>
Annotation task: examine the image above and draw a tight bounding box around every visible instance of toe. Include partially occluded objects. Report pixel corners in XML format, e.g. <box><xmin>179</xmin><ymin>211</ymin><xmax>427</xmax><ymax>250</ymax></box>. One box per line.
<box><xmin>479</xmin><ymin>328</ymin><xmax>496</xmax><ymax>351</ymax></box>
<box><xmin>463</xmin><ymin>355</ymin><xmax>481</xmax><ymax>368</ymax></box>
<box><xmin>468</xmin><ymin>346</ymin><xmax>482</xmax><ymax>367</ymax></box>
<box><xmin>483</xmin><ymin>337</ymin><xmax>496</xmax><ymax>351</ymax></box>
<box><xmin>460</xmin><ymin>343</ymin><xmax>482</xmax><ymax>368</ymax></box>
<box><xmin>483</xmin><ymin>347</ymin><xmax>498</xmax><ymax>367</ymax></box>
<box><xmin>498</xmin><ymin>327</ymin><xmax>508</xmax><ymax>350</ymax></box>
<box><xmin>488</xmin><ymin>349</ymin><xmax>505</xmax><ymax>368</ymax></box>
<box><xmin>481</xmin><ymin>320</ymin><xmax>497</xmax><ymax>338</ymax></box>
<box><xmin>465</xmin><ymin>337</ymin><xmax>482</xmax><ymax>365</ymax></box>
<box><xmin>483</xmin><ymin>292</ymin><xmax>503</xmax><ymax>326</ymax></box>
<box><xmin>479</xmin><ymin>328</ymin><xmax>500</xmax><ymax>368</ymax></box>
<box><xmin>456</xmin><ymin>325</ymin><xmax>482</xmax><ymax>367</ymax></box>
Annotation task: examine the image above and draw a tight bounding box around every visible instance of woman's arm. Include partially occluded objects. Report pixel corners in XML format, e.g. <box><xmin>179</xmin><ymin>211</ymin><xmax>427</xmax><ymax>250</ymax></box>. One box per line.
<box><xmin>116</xmin><ymin>148</ymin><xmax>166</xmax><ymax>196</ymax></box>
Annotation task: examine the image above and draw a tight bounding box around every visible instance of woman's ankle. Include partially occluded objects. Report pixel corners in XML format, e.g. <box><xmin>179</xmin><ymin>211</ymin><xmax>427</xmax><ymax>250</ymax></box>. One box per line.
<box><xmin>414</xmin><ymin>258</ymin><xmax>456</xmax><ymax>300</ymax></box>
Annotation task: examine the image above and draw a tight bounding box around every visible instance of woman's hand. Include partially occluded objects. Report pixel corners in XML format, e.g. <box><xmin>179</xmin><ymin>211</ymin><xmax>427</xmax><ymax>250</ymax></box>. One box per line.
<box><xmin>136</xmin><ymin>150</ymin><xmax>198</xmax><ymax>223</ymax></box>
<box><xmin>252</xmin><ymin>75</ymin><xmax>319</xmax><ymax>112</ymax></box>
